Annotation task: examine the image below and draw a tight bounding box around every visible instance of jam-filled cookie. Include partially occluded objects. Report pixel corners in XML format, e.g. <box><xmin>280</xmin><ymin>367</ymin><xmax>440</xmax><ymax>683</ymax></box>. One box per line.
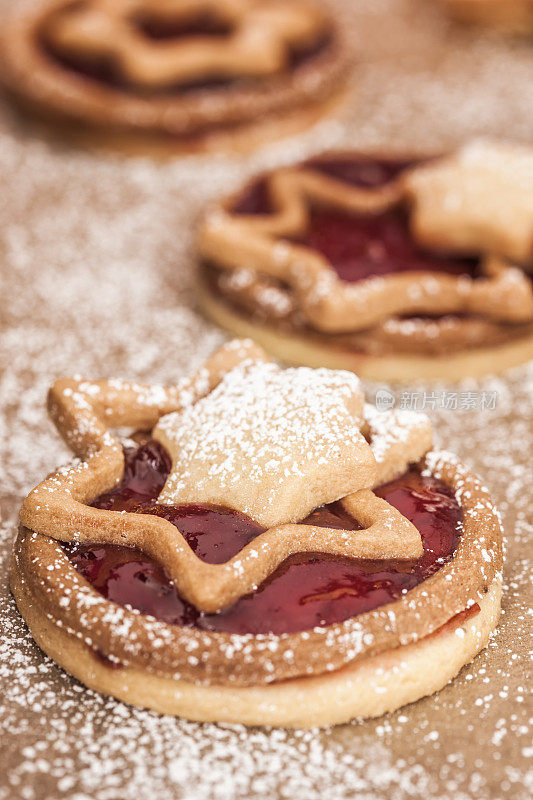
<box><xmin>12</xmin><ymin>340</ymin><xmax>503</xmax><ymax>727</ymax></box>
<box><xmin>0</xmin><ymin>0</ymin><xmax>350</xmax><ymax>152</ymax></box>
<box><xmin>198</xmin><ymin>141</ymin><xmax>533</xmax><ymax>380</ymax></box>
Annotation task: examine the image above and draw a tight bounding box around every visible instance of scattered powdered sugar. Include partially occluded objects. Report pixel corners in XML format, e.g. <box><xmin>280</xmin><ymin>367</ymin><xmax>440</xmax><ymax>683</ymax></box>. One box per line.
<box><xmin>1</xmin><ymin>0</ymin><xmax>533</xmax><ymax>796</ymax></box>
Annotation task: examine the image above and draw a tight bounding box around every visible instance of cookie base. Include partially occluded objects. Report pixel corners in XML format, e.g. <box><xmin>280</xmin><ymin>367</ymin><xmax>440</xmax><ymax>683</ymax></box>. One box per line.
<box><xmin>198</xmin><ymin>281</ymin><xmax>533</xmax><ymax>382</ymax></box>
<box><xmin>5</xmin><ymin>85</ymin><xmax>348</xmax><ymax>158</ymax></box>
<box><xmin>10</xmin><ymin>563</ymin><xmax>501</xmax><ymax>728</ymax></box>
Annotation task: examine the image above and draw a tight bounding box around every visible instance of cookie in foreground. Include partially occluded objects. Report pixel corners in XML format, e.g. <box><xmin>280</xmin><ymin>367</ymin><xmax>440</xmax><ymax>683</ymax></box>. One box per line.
<box><xmin>12</xmin><ymin>339</ymin><xmax>503</xmax><ymax>727</ymax></box>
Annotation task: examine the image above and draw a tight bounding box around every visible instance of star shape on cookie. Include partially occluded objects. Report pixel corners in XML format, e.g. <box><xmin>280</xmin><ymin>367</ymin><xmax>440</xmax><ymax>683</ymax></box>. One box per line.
<box><xmin>20</xmin><ymin>341</ymin><xmax>430</xmax><ymax>613</ymax></box>
<box><xmin>45</xmin><ymin>0</ymin><xmax>326</xmax><ymax>88</ymax></box>
<box><xmin>153</xmin><ymin>361</ymin><xmax>376</xmax><ymax>527</ymax></box>
<box><xmin>404</xmin><ymin>140</ymin><xmax>533</xmax><ymax>263</ymax></box>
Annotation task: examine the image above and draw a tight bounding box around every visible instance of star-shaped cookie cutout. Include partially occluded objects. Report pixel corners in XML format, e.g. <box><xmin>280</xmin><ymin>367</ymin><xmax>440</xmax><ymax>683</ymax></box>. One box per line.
<box><xmin>153</xmin><ymin>361</ymin><xmax>376</xmax><ymax>527</ymax></box>
<box><xmin>45</xmin><ymin>0</ymin><xmax>326</xmax><ymax>88</ymax></box>
<box><xmin>404</xmin><ymin>140</ymin><xmax>533</xmax><ymax>263</ymax></box>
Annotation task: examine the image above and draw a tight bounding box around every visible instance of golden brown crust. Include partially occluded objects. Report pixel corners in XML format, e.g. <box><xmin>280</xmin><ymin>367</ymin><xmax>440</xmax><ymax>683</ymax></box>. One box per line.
<box><xmin>0</xmin><ymin>0</ymin><xmax>351</xmax><ymax>140</ymax></box>
<box><xmin>201</xmin><ymin>261</ymin><xmax>533</xmax><ymax>357</ymax></box>
<box><xmin>13</xmin><ymin>339</ymin><xmax>502</xmax><ymax>687</ymax></box>
<box><xmin>12</xmin><ymin>450</ymin><xmax>503</xmax><ymax>687</ymax></box>
<box><xmin>197</xmin><ymin>281</ymin><xmax>533</xmax><ymax>380</ymax></box>
<box><xmin>9</xmin><ymin>563</ymin><xmax>502</xmax><ymax>727</ymax></box>
<box><xmin>198</xmin><ymin>158</ymin><xmax>533</xmax><ymax>334</ymax></box>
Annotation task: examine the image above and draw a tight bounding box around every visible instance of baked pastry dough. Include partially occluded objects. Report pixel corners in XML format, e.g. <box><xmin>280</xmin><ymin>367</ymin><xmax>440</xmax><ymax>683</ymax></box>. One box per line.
<box><xmin>405</xmin><ymin>141</ymin><xmax>533</xmax><ymax>264</ymax></box>
<box><xmin>198</xmin><ymin>142</ymin><xmax>533</xmax><ymax>380</ymax></box>
<box><xmin>0</xmin><ymin>0</ymin><xmax>350</xmax><ymax>152</ymax></box>
<box><xmin>11</xmin><ymin>339</ymin><xmax>503</xmax><ymax>726</ymax></box>
<box><xmin>153</xmin><ymin>361</ymin><xmax>376</xmax><ymax>526</ymax></box>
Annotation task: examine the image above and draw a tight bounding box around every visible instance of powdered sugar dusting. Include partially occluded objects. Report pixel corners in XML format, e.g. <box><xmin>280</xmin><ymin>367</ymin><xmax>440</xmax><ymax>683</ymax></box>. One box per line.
<box><xmin>363</xmin><ymin>403</ymin><xmax>431</xmax><ymax>465</ymax></box>
<box><xmin>1</xmin><ymin>0</ymin><xmax>532</xmax><ymax>796</ymax></box>
<box><xmin>154</xmin><ymin>361</ymin><xmax>370</xmax><ymax>525</ymax></box>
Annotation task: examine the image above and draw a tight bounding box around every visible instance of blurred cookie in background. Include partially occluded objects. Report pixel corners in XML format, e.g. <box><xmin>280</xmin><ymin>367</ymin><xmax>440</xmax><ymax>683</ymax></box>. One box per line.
<box><xmin>0</xmin><ymin>0</ymin><xmax>352</xmax><ymax>154</ymax></box>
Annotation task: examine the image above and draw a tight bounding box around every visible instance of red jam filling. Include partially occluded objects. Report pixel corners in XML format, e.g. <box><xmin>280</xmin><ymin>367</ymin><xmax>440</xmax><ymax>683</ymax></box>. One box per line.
<box><xmin>63</xmin><ymin>441</ymin><xmax>462</xmax><ymax>635</ymax></box>
<box><xmin>231</xmin><ymin>158</ymin><xmax>478</xmax><ymax>284</ymax></box>
<box><xmin>300</xmin><ymin>208</ymin><xmax>478</xmax><ymax>283</ymax></box>
<box><xmin>133</xmin><ymin>12</ymin><xmax>234</xmax><ymax>41</ymax></box>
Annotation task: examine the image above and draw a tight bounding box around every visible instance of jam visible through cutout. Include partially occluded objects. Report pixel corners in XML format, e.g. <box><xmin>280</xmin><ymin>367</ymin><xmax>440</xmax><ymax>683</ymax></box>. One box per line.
<box><xmin>231</xmin><ymin>158</ymin><xmax>478</xmax><ymax>283</ymax></box>
<box><xmin>301</xmin><ymin>208</ymin><xmax>478</xmax><ymax>284</ymax></box>
<box><xmin>64</xmin><ymin>441</ymin><xmax>462</xmax><ymax>635</ymax></box>
<box><xmin>231</xmin><ymin>158</ymin><xmax>416</xmax><ymax>216</ymax></box>
<box><xmin>133</xmin><ymin>12</ymin><xmax>234</xmax><ymax>41</ymax></box>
